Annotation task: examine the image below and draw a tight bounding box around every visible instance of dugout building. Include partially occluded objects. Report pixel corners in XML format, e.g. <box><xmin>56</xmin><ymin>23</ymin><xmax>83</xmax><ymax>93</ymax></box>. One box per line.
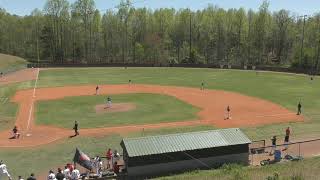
<box><xmin>120</xmin><ymin>128</ymin><xmax>251</xmax><ymax>178</ymax></box>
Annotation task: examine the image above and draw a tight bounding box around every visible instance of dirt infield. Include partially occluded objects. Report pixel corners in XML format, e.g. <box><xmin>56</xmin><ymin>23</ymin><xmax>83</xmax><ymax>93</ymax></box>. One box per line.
<box><xmin>0</xmin><ymin>83</ymin><xmax>303</xmax><ymax>147</ymax></box>
<box><xmin>95</xmin><ymin>103</ymin><xmax>136</xmax><ymax>114</ymax></box>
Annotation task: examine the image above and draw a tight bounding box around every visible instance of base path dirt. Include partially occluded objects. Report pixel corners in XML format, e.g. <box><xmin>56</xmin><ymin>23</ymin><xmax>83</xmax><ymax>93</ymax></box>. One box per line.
<box><xmin>0</xmin><ymin>84</ymin><xmax>303</xmax><ymax>147</ymax></box>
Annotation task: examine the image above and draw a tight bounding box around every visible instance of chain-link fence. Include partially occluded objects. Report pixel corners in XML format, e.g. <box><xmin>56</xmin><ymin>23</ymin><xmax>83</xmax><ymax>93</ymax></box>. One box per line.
<box><xmin>249</xmin><ymin>138</ymin><xmax>320</xmax><ymax>166</ymax></box>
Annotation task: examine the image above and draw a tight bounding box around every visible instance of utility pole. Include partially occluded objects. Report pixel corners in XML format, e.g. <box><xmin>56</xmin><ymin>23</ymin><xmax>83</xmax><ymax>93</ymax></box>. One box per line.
<box><xmin>300</xmin><ymin>15</ymin><xmax>308</xmax><ymax>66</ymax></box>
<box><xmin>37</xmin><ymin>20</ymin><xmax>40</xmax><ymax>65</ymax></box>
<box><xmin>247</xmin><ymin>13</ymin><xmax>252</xmax><ymax>65</ymax></box>
<box><xmin>315</xmin><ymin>16</ymin><xmax>320</xmax><ymax>74</ymax></box>
<box><xmin>189</xmin><ymin>12</ymin><xmax>192</xmax><ymax>61</ymax></box>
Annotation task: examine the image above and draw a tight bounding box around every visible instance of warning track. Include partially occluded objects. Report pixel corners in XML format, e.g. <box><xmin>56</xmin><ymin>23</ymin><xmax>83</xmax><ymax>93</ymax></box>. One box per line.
<box><xmin>0</xmin><ymin>83</ymin><xmax>303</xmax><ymax>148</ymax></box>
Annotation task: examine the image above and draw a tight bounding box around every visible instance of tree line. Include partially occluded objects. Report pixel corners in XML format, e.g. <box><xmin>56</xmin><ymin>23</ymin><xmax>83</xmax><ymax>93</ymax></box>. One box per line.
<box><xmin>0</xmin><ymin>0</ymin><xmax>320</xmax><ymax>69</ymax></box>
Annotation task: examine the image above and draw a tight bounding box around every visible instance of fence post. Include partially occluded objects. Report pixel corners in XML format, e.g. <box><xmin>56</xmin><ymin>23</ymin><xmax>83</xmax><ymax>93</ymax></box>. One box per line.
<box><xmin>299</xmin><ymin>143</ymin><xmax>301</xmax><ymax>157</ymax></box>
<box><xmin>251</xmin><ymin>152</ymin><xmax>253</xmax><ymax>165</ymax></box>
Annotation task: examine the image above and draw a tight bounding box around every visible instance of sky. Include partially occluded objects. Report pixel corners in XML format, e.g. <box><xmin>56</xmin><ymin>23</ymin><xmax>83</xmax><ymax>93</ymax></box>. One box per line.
<box><xmin>0</xmin><ymin>0</ymin><xmax>319</xmax><ymax>16</ymax></box>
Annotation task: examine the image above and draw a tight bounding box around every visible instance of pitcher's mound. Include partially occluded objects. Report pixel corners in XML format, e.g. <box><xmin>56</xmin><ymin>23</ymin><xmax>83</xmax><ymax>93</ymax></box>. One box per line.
<box><xmin>95</xmin><ymin>103</ymin><xmax>136</xmax><ymax>114</ymax></box>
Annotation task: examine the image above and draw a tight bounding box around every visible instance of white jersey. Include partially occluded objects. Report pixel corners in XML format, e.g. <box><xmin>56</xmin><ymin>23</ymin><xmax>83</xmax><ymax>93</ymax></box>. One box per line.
<box><xmin>0</xmin><ymin>164</ymin><xmax>11</xmax><ymax>179</ymax></box>
<box><xmin>47</xmin><ymin>173</ymin><xmax>56</xmax><ymax>180</ymax></box>
<box><xmin>63</xmin><ymin>168</ymin><xmax>70</xmax><ymax>178</ymax></box>
<box><xmin>71</xmin><ymin>169</ymin><xmax>80</xmax><ymax>180</ymax></box>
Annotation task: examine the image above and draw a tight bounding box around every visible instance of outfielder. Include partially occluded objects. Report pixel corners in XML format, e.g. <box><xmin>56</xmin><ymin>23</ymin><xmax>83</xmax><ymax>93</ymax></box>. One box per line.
<box><xmin>297</xmin><ymin>102</ymin><xmax>302</xmax><ymax>115</ymax></box>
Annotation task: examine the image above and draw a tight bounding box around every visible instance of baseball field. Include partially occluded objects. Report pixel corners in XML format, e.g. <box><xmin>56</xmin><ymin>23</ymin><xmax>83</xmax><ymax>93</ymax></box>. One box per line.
<box><xmin>1</xmin><ymin>59</ymin><xmax>320</xmax><ymax>179</ymax></box>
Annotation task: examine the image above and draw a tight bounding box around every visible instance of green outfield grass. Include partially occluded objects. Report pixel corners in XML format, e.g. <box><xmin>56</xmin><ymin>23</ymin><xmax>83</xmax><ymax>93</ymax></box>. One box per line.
<box><xmin>35</xmin><ymin>93</ymin><xmax>199</xmax><ymax>128</ymax></box>
<box><xmin>0</xmin><ymin>53</ymin><xmax>27</xmax><ymax>73</ymax></box>
<box><xmin>37</xmin><ymin>68</ymin><xmax>320</xmax><ymax>139</ymax></box>
<box><xmin>2</xmin><ymin>67</ymin><xmax>320</xmax><ymax>179</ymax></box>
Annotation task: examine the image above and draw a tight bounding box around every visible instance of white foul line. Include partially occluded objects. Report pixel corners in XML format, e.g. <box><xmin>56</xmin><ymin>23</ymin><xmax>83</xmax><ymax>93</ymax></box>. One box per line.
<box><xmin>26</xmin><ymin>68</ymin><xmax>40</xmax><ymax>131</ymax></box>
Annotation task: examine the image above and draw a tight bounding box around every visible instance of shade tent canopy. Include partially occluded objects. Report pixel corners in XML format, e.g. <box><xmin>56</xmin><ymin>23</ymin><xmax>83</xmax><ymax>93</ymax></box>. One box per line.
<box><xmin>121</xmin><ymin>128</ymin><xmax>251</xmax><ymax>157</ymax></box>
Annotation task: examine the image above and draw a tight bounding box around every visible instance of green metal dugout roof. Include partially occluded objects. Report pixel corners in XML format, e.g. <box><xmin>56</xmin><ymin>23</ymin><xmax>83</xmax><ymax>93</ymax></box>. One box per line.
<box><xmin>121</xmin><ymin>128</ymin><xmax>251</xmax><ymax>157</ymax></box>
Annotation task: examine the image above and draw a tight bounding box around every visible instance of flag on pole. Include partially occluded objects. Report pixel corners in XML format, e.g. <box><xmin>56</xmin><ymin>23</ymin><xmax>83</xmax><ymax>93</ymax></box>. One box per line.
<box><xmin>73</xmin><ymin>148</ymin><xmax>93</xmax><ymax>170</ymax></box>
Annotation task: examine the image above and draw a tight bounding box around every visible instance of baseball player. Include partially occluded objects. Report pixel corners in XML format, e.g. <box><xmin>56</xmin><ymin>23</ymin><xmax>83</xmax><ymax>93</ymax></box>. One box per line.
<box><xmin>71</xmin><ymin>167</ymin><xmax>80</xmax><ymax>180</ymax></box>
<box><xmin>201</xmin><ymin>82</ymin><xmax>205</xmax><ymax>90</ymax></box>
<box><xmin>12</xmin><ymin>126</ymin><xmax>20</xmax><ymax>139</ymax></box>
<box><xmin>47</xmin><ymin>170</ymin><xmax>56</xmax><ymax>180</ymax></box>
<box><xmin>224</xmin><ymin>105</ymin><xmax>231</xmax><ymax>120</ymax></box>
<box><xmin>297</xmin><ymin>102</ymin><xmax>302</xmax><ymax>115</ymax></box>
<box><xmin>105</xmin><ymin>96</ymin><xmax>112</xmax><ymax>109</ymax></box>
<box><xmin>95</xmin><ymin>85</ymin><xmax>99</xmax><ymax>95</ymax></box>
<box><xmin>0</xmin><ymin>161</ymin><xmax>12</xmax><ymax>180</ymax></box>
<box><xmin>73</xmin><ymin>121</ymin><xmax>79</xmax><ymax>136</ymax></box>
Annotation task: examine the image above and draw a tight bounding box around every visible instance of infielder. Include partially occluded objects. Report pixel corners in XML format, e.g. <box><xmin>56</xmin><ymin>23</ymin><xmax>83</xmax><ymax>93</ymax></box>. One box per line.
<box><xmin>95</xmin><ymin>85</ymin><xmax>99</xmax><ymax>95</ymax></box>
<box><xmin>73</xmin><ymin>121</ymin><xmax>79</xmax><ymax>136</ymax></box>
<box><xmin>105</xmin><ymin>96</ymin><xmax>112</xmax><ymax>109</ymax></box>
<box><xmin>201</xmin><ymin>82</ymin><xmax>205</xmax><ymax>90</ymax></box>
<box><xmin>224</xmin><ymin>105</ymin><xmax>231</xmax><ymax>120</ymax></box>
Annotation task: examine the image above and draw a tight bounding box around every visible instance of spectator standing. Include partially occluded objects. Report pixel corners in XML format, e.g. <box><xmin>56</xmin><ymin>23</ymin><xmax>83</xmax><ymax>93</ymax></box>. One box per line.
<box><xmin>269</xmin><ymin>136</ymin><xmax>277</xmax><ymax>155</ymax></box>
<box><xmin>106</xmin><ymin>148</ymin><xmax>113</xmax><ymax>169</ymax></box>
<box><xmin>283</xmin><ymin>127</ymin><xmax>291</xmax><ymax>151</ymax></box>
<box><xmin>0</xmin><ymin>160</ymin><xmax>12</xmax><ymax>180</ymax></box>
<box><xmin>71</xmin><ymin>167</ymin><xmax>80</xmax><ymax>180</ymax></box>
<box><xmin>56</xmin><ymin>168</ymin><xmax>65</xmax><ymax>180</ymax></box>
<box><xmin>113</xmin><ymin>150</ymin><xmax>120</xmax><ymax>165</ymax></box>
<box><xmin>47</xmin><ymin>170</ymin><xmax>56</xmax><ymax>180</ymax></box>
<box><xmin>63</xmin><ymin>166</ymin><xmax>70</xmax><ymax>179</ymax></box>
<box><xmin>26</xmin><ymin>173</ymin><xmax>36</xmax><ymax>180</ymax></box>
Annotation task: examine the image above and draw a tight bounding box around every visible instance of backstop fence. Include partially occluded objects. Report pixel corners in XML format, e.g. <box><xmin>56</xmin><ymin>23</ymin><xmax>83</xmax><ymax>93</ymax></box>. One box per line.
<box><xmin>249</xmin><ymin>138</ymin><xmax>320</xmax><ymax>166</ymax></box>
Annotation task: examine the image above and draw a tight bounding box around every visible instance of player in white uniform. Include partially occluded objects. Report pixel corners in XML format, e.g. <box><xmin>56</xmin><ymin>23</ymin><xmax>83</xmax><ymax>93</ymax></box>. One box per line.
<box><xmin>71</xmin><ymin>168</ymin><xmax>80</xmax><ymax>180</ymax></box>
<box><xmin>47</xmin><ymin>170</ymin><xmax>56</xmax><ymax>180</ymax></box>
<box><xmin>0</xmin><ymin>161</ymin><xmax>12</xmax><ymax>180</ymax></box>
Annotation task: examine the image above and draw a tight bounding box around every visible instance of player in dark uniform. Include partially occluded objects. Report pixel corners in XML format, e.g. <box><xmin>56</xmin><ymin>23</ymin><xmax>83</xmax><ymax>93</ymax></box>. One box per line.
<box><xmin>201</xmin><ymin>82</ymin><xmax>205</xmax><ymax>90</ymax></box>
<box><xmin>297</xmin><ymin>102</ymin><xmax>302</xmax><ymax>115</ymax></box>
<box><xmin>95</xmin><ymin>85</ymin><xmax>99</xmax><ymax>95</ymax></box>
<box><xmin>129</xmin><ymin>80</ymin><xmax>132</xmax><ymax>84</ymax></box>
<box><xmin>73</xmin><ymin>121</ymin><xmax>79</xmax><ymax>136</ymax></box>
<box><xmin>12</xmin><ymin>126</ymin><xmax>20</xmax><ymax>139</ymax></box>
